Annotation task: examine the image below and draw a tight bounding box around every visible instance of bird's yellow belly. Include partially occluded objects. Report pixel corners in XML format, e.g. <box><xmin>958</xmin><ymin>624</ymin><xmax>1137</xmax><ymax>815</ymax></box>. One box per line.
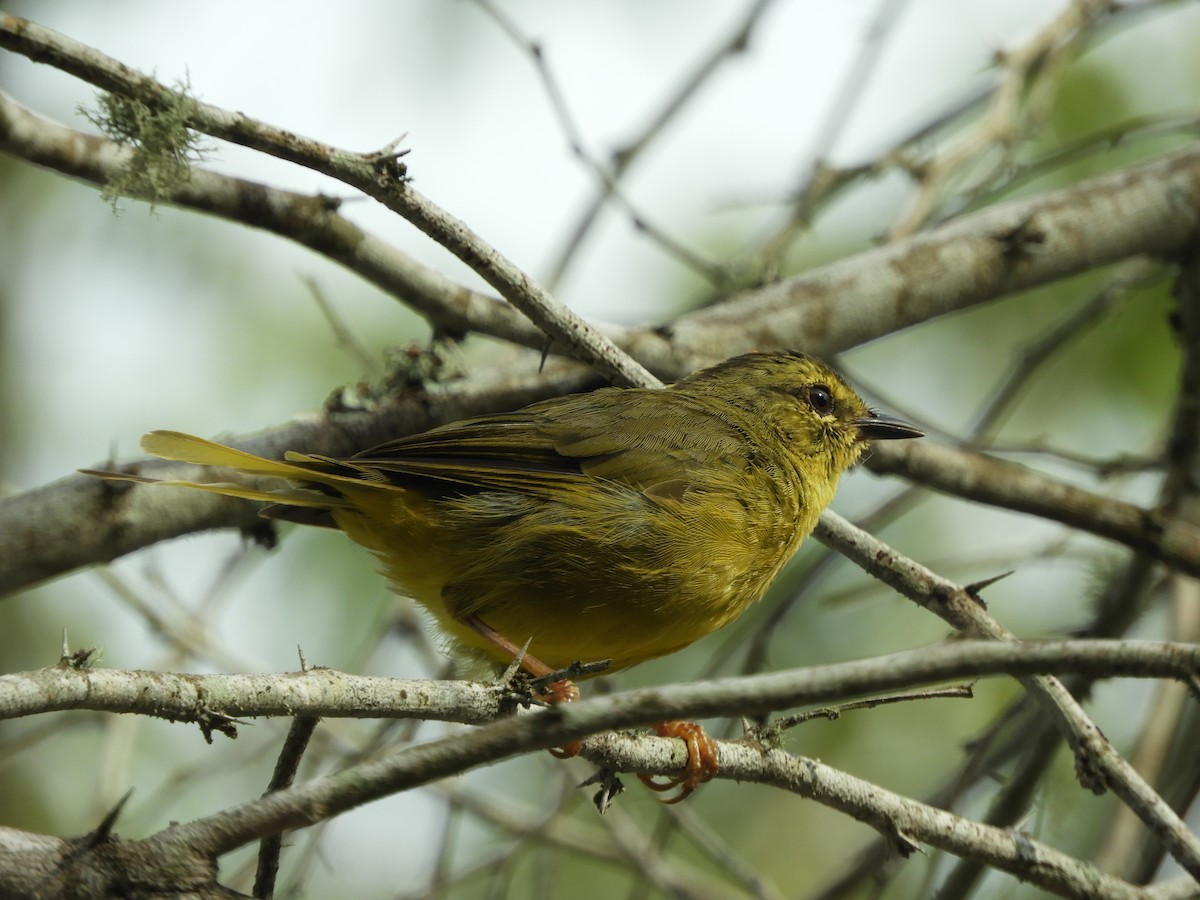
<box><xmin>348</xmin><ymin>482</ymin><xmax>802</xmax><ymax>673</ymax></box>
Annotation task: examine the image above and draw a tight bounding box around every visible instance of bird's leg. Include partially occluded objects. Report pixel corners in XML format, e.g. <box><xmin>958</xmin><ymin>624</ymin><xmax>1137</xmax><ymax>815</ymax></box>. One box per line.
<box><xmin>461</xmin><ymin>614</ymin><xmax>579</xmax><ymax>703</ymax></box>
<box><xmin>460</xmin><ymin>616</ymin><xmax>716</xmax><ymax>800</ymax></box>
<box><xmin>461</xmin><ymin>613</ymin><xmax>583</xmax><ymax>759</ymax></box>
<box><xmin>638</xmin><ymin>722</ymin><xmax>720</xmax><ymax>803</ymax></box>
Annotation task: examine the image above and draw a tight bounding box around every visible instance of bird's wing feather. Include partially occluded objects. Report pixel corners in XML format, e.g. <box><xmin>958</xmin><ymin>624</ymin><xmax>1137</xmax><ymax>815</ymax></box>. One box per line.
<box><xmin>349</xmin><ymin>390</ymin><xmax>751</xmax><ymax>497</ymax></box>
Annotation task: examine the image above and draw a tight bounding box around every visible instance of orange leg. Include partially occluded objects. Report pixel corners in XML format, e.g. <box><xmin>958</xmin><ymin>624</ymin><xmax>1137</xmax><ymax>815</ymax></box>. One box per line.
<box><xmin>638</xmin><ymin>722</ymin><xmax>720</xmax><ymax>804</ymax></box>
<box><xmin>461</xmin><ymin>617</ymin><xmax>717</xmax><ymax>799</ymax></box>
<box><xmin>461</xmin><ymin>614</ymin><xmax>581</xmax><ymax>758</ymax></box>
<box><xmin>461</xmin><ymin>614</ymin><xmax>579</xmax><ymax>702</ymax></box>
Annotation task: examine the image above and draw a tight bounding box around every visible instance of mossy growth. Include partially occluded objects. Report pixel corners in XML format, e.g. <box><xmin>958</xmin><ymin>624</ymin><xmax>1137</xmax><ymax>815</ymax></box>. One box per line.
<box><xmin>78</xmin><ymin>79</ymin><xmax>211</xmax><ymax>212</ymax></box>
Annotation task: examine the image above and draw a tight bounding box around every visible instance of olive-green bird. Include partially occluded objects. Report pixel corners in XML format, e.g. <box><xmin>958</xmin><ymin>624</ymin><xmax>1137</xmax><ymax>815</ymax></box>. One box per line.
<box><xmin>92</xmin><ymin>350</ymin><xmax>921</xmax><ymax>797</ymax></box>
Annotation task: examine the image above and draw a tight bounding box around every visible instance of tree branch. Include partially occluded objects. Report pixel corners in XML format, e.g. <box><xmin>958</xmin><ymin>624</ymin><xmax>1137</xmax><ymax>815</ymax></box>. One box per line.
<box><xmin>0</xmin><ymin>360</ymin><xmax>603</xmax><ymax>597</ymax></box>
<box><xmin>4</xmin><ymin>13</ymin><xmax>1200</xmax><ymax>380</ymax></box>
<box><xmin>4</xmin><ymin>639</ymin><xmax>1197</xmax><ymax>727</ymax></box>
<box><xmin>867</xmin><ymin>439</ymin><xmax>1200</xmax><ymax>576</ymax></box>
<box><xmin>7</xmin><ymin>635</ymin><xmax>1192</xmax><ymax>900</ymax></box>
<box><xmin>667</xmin><ymin>145</ymin><xmax>1200</xmax><ymax>368</ymax></box>
<box><xmin>816</xmin><ymin>509</ymin><xmax>1200</xmax><ymax>883</ymax></box>
<box><xmin>0</xmin><ymin>90</ymin><xmax>550</xmax><ymax>351</ymax></box>
<box><xmin>0</xmin><ymin>12</ymin><xmax>658</xmax><ymax>391</ymax></box>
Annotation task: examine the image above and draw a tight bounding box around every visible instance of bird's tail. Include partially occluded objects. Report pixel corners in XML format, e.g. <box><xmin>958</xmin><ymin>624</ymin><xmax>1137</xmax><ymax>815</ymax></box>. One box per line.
<box><xmin>83</xmin><ymin>430</ymin><xmax>359</xmax><ymax>512</ymax></box>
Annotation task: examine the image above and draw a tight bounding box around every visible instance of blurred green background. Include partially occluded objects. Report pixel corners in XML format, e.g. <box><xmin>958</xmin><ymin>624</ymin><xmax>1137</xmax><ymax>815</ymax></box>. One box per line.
<box><xmin>2</xmin><ymin>1</ymin><xmax>1198</xmax><ymax>897</ymax></box>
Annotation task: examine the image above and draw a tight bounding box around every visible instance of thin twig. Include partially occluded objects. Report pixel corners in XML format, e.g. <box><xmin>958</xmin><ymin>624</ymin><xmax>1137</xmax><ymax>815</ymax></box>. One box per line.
<box><xmin>253</xmin><ymin>715</ymin><xmax>319</xmax><ymax>899</ymax></box>
<box><xmin>472</xmin><ymin>0</ymin><xmax>733</xmax><ymax>287</ymax></box>
<box><xmin>0</xmin><ymin>16</ymin><xmax>657</xmax><ymax>390</ymax></box>
<box><xmin>815</xmin><ymin>509</ymin><xmax>1200</xmax><ymax>881</ymax></box>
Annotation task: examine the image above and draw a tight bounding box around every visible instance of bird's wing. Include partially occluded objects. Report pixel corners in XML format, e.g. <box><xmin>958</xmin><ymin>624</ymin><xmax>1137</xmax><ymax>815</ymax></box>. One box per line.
<box><xmin>328</xmin><ymin>413</ymin><xmax>586</xmax><ymax>494</ymax></box>
<box><xmin>344</xmin><ymin>389</ymin><xmax>751</xmax><ymax>498</ymax></box>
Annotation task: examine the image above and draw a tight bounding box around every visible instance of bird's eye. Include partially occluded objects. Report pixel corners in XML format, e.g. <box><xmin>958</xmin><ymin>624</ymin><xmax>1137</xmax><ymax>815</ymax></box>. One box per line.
<box><xmin>807</xmin><ymin>385</ymin><xmax>834</xmax><ymax>415</ymax></box>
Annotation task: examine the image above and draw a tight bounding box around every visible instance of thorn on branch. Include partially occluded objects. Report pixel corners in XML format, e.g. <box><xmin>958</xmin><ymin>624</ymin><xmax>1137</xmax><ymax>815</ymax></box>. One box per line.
<box><xmin>196</xmin><ymin>707</ymin><xmax>241</xmax><ymax>743</ymax></box>
<box><xmin>579</xmin><ymin>767</ymin><xmax>625</xmax><ymax>814</ymax></box>
<box><xmin>90</xmin><ymin>788</ymin><xmax>134</xmax><ymax>846</ymax></box>
<box><xmin>964</xmin><ymin>569</ymin><xmax>1015</xmax><ymax>602</ymax></box>
<box><xmin>59</xmin><ymin>647</ymin><xmax>98</xmax><ymax>670</ymax></box>
<box><xmin>492</xmin><ymin>638</ymin><xmax>541</xmax><ymax>711</ymax></box>
<box><xmin>364</xmin><ymin>136</ymin><xmax>412</xmax><ymax>186</ymax></box>
<box><xmin>65</xmin><ymin>788</ymin><xmax>134</xmax><ymax>870</ymax></box>
<box><xmin>887</xmin><ymin>822</ymin><xmax>922</xmax><ymax>859</ymax></box>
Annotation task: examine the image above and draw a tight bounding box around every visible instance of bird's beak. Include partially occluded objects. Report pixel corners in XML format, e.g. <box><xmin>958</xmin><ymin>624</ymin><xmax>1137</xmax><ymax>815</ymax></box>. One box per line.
<box><xmin>854</xmin><ymin>413</ymin><xmax>923</xmax><ymax>441</ymax></box>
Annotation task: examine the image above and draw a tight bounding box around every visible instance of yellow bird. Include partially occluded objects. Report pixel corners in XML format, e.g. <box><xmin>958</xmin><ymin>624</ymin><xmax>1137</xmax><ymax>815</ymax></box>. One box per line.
<box><xmin>93</xmin><ymin>350</ymin><xmax>921</xmax><ymax>797</ymax></box>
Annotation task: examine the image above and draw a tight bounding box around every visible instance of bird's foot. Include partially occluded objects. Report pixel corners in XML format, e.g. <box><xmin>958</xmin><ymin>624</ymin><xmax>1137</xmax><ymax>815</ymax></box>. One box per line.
<box><xmin>638</xmin><ymin>721</ymin><xmax>719</xmax><ymax>803</ymax></box>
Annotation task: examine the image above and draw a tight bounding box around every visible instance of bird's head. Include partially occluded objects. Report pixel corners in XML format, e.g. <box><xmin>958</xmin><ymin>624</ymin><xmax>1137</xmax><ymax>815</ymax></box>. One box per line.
<box><xmin>675</xmin><ymin>350</ymin><xmax>922</xmax><ymax>480</ymax></box>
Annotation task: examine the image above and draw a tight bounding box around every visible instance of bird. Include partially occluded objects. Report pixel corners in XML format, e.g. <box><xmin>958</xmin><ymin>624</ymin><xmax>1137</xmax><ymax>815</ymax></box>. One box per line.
<box><xmin>88</xmin><ymin>350</ymin><xmax>922</xmax><ymax>799</ymax></box>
